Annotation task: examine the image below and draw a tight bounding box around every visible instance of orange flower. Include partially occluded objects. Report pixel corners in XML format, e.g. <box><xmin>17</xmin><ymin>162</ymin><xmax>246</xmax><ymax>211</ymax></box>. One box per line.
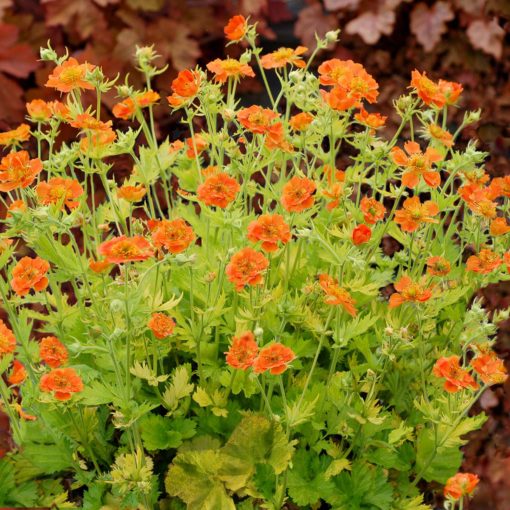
<box><xmin>112</xmin><ymin>98</ymin><xmax>135</xmax><ymax>119</ymax></box>
<box><xmin>360</xmin><ymin>196</ymin><xmax>385</xmax><ymax>224</ymax></box>
<box><xmin>197</xmin><ymin>172</ymin><xmax>240</xmax><ymax>208</ymax></box>
<box><xmin>224</xmin><ymin>15</ymin><xmax>247</xmax><ymax>41</ymax></box>
<box><xmin>225</xmin><ymin>331</ymin><xmax>259</xmax><ymax>370</ymax></box>
<box><xmin>113</xmin><ymin>90</ymin><xmax>160</xmax><ymax>118</ymax></box>
<box><xmin>88</xmin><ymin>258</ymin><xmax>112</xmax><ymax>273</ymax></box>
<box><xmin>426</xmin><ymin>256</ymin><xmax>451</xmax><ymax>276</ymax></box>
<box><xmin>98</xmin><ymin>236</ymin><xmax>154</xmax><ymax>264</ymax></box>
<box><xmin>391</xmin><ymin>141</ymin><xmax>442</xmax><ymax>188</ymax></box>
<box><xmin>8</xmin><ymin>360</ymin><xmax>27</xmax><ymax>386</ymax></box>
<box><xmin>148</xmin><ymin>313</ymin><xmax>176</xmax><ymax>339</ymax></box>
<box><xmin>460</xmin><ymin>168</ymin><xmax>490</xmax><ymax>187</ymax></box>
<box><xmin>318</xmin><ymin>274</ymin><xmax>357</xmax><ymax>316</ymax></box>
<box><xmin>0</xmin><ymin>319</ymin><xmax>16</xmax><ymax>358</ymax></box>
<box><xmin>410</xmin><ymin>71</ymin><xmax>462</xmax><ymax>108</ymax></box>
<box><xmin>79</xmin><ymin>129</ymin><xmax>117</xmax><ymax>155</ymax></box>
<box><xmin>322</xmin><ymin>181</ymin><xmax>345</xmax><ymax>211</ymax></box>
<box><xmin>168</xmin><ymin>69</ymin><xmax>202</xmax><ymax>107</ymax></box>
<box><xmin>410</xmin><ymin>70</ymin><xmax>443</xmax><ymax>107</ymax></box>
<box><xmin>49</xmin><ymin>100</ymin><xmax>71</xmax><ymax>121</ymax></box>
<box><xmin>352</xmin><ymin>224</ymin><xmax>371</xmax><ymax>245</ymax></box>
<box><xmin>169</xmin><ymin>139</ymin><xmax>185</xmax><ymax>153</ymax></box>
<box><xmin>489</xmin><ymin>176</ymin><xmax>510</xmax><ymax>198</ymax></box>
<box><xmin>433</xmin><ymin>356</ymin><xmax>479</xmax><ymax>393</ymax></box>
<box><xmin>318</xmin><ymin>59</ymin><xmax>378</xmax><ymax>104</ymax></box>
<box><xmin>71</xmin><ymin>113</ymin><xmax>112</xmax><ymax>131</ymax></box>
<box><xmin>136</xmin><ymin>90</ymin><xmax>160</xmax><ymax>107</ymax></box>
<box><xmin>260</xmin><ymin>46</ymin><xmax>308</xmax><ymax>69</ymax></box>
<box><xmin>247</xmin><ymin>214</ymin><xmax>291</xmax><ymax>252</ymax></box>
<box><xmin>237</xmin><ymin>105</ymin><xmax>279</xmax><ymax>134</ymax></box>
<box><xmin>185</xmin><ymin>133</ymin><xmax>208</xmax><ymax>158</ymax></box>
<box><xmin>264</xmin><ymin>122</ymin><xmax>293</xmax><ymax>152</ymax></box>
<box><xmin>427</xmin><ymin>123</ymin><xmax>453</xmax><ymax>147</ymax></box>
<box><xmin>466</xmin><ymin>249</ymin><xmax>502</xmax><ymax>274</ymax></box>
<box><xmin>36</xmin><ymin>177</ymin><xmax>84</xmax><ymax>209</ymax></box>
<box><xmin>149</xmin><ymin>218</ymin><xmax>195</xmax><ymax>254</ymax></box>
<box><xmin>40</xmin><ymin>367</ymin><xmax>84</xmax><ymax>401</ymax></box>
<box><xmin>438</xmin><ymin>79</ymin><xmax>463</xmax><ymax>106</ymax></box>
<box><xmin>117</xmin><ymin>184</ymin><xmax>147</xmax><ymax>202</ymax></box>
<box><xmin>206</xmin><ymin>58</ymin><xmax>255</xmax><ymax>83</ymax></box>
<box><xmin>355</xmin><ymin>107</ymin><xmax>386</xmax><ymax>129</ymax></box>
<box><xmin>323</xmin><ymin>165</ymin><xmax>345</xmax><ymax>185</ymax></box>
<box><xmin>253</xmin><ymin>343</ymin><xmax>295</xmax><ymax>375</ymax></box>
<box><xmin>289</xmin><ymin>112</ymin><xmax>314</xmax><ymax>131</ymax></box>
<box><xmin>444</xmin><ymin>473</ymin><xmax>479</xmax><ymax>501</ymax></box>
<box><xmin>226</xmin><ymin>247</ymin><xmax>269</xmax><ymax>291</ymax></box>
<box><xmin>389</xmin><ymin>276</ymin><xmax>432</xmax><ymax>308</ymax></box>
<box><xmin>11</xmin><ymin>256</ymin><xmax>50</xmax><ymax>296</ymax></box>
<box><xmin>320</xmin><ymin>87</ymin><xmax>360</xmax><ymax>111</ymax></box>
<box><xmin>394</xmin><ymin>196</ymin><xmax>439</xmax><ymax>232</ymax></box>
<box><xmin>0</xmin><ymin>124</ymin><xmax>30</xmax><ymax>146</ymax></box>
<box><xmin>281</xmin><ymin>176</ymin><xmax>316</xmax><ymax>212</ymax></box>
<box><xmin>46</xmin><ymin>57</ymin><xmax>95</xmax><ymax>93</ymax></box>
<box><xmin>458</xmin><ymin>183</ymin><xmax>497</xmax><ymax>219</ymax></box>
<box><xmin>0</xmin><ymin>151</ymin><xmax>43</xmax><ymax>192</ymax></box>
<box><xmin>471</xmin><ymin>353</ymin><xmax>508</xmax><ymax>385</ymax></box>
<box><xmin>39</xmin><ymin>336</ymin><xmax>68</xmax><ymax>368</ymax></box>
<box><xmin>7</xmin><ymin>199</ymin><xmax>27</xmax><ymax>216</ymax></box>
<box><xmin>490</xmin><ymin>217</ymin><xmax>510</xmax><ymax>236</ymax></box>
<box><xmin>27</xmin><ymin>100</ymin><xmax>53</xmax><ymax>122</ymax></box>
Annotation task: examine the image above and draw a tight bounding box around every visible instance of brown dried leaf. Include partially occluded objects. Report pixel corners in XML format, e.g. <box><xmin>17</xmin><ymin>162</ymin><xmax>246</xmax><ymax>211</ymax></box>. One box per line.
<box><xmin>165</xmin><ymin>23</ymin><xmax>201</xmax><ymax>70</ymax></box>
<box><xmin>345</xmin><ymin>8</ymin><xmax>396</xmax><ymax>44</ymax></box>
<box><xmin>453</xmin><ymin>0</ymin><xmax>486</xmax><ymax>15</ymax></box>
<box><xmin>0</xmin><ymin>0</ymin><xmax>12</xmax><ymax>17</ymax></box>
<box><xmin>0</xmin><ymin>23</ymin><xmax>38</xmax><ymax>78</ymax></box>
<box><xmin>125</xmin><ymin>0</ymin><xmax>166</xmax><ymax>11</ymax></box>
<box><xmin>467</xmin><ymin>18</ymin><xmax>505</xmax><ymax>59</ymax></box>
<box><xmin>324</xmin><ymin>0</ymin><xmax>360</xmax><ymax>11</ymax></box>
<box><xmin>240</xmin><ymin>0</ymin><xmax>267</xmax><ymax>16</ymax></box>
<box><xmin>294</xmin><ymin>4</ymin><xmax>337</xmax><ymax>51</ymax></box>
<box><xmin>0</xmin><ymin>72</ymin><xmax>25</xmax><ymax>122</ymax></box>
<box><xmin>410</xmin><ymin>1</ymin><xmax>455</xmax><ymax>52</ymax></box>
<box><xmin>93</xmin><ymin>0</ymin><xmax>120</xmax><ymax>6</ymax></box>
<box><xmin>42</xmin><ymin>0</ymin><xmax>107</xmax><ymax>39</ymax></box>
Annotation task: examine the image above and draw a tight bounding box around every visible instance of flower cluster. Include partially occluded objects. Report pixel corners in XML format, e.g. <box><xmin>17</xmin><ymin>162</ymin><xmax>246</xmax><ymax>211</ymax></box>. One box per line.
<box><xmin>0</xmin><ymin>15</ymin><xmax>507</xmax><ymax>510</ymax></box>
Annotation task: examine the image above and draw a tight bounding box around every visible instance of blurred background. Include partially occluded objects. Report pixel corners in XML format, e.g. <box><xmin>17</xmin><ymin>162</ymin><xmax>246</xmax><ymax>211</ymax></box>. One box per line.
<box><xmin>0</xmin><ymin>0</ymin><xmax>509</xmax><ymax>507</ymax></box>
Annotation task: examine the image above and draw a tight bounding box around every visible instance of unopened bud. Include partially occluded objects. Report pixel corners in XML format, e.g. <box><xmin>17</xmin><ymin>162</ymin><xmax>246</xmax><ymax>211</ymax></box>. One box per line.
<box><xmin>325</xmin><ymin>30</ymin><xmax>340</xmax><ymax>44</ymax></box>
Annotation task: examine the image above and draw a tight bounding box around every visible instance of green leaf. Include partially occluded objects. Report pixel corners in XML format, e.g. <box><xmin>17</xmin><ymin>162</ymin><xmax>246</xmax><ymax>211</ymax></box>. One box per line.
<box><xmin>165</xmin><ymin>449</ymin><xmax>236</xmax><ymax>510</ymax></box>
<box><xmin>324</xmin><ymin>458</ymin><xmax>351</xmax><ymax>480</ymax></box>
<box><xmin>326</xmin><ymin>460</ymin><xmax>393</xmax><ymax>510</ymax></box>
<box><xmin>163</xmin><ymin>364</ymin><xmax>194</xmax><ymax>413</ymax></box>
<box><xmin>192</xmin><ymin>386</ymin><xmax>228</xmax><ymax>417</ymax></box>
<box><xmin>252</xmin><ymin>463</ymin><xmax>277</xmax><ymax>501</ymax></box>
<box><xmin>415</xmin><ymin>428</ymin><xmax>463</xmax><ymax>483</ymax></box>
<box><xmin>20</xmin><ymin>443</ymin><xmax>75</xmax><ymax>475</ymax></box>
<box><xmin>440</xmin><ymin>414</ymin><xmax>487</xmax><ymax>448</ymax></box>
<box><xmin>80</xmin><ymin>379</ymin><xmax>119</xmax><ymax>405</ymax></box>
<box><xmin>140</xmin><ymin>414</ymin><xmax>196</xmax><ymax>451</ymax></box>
<box><xmin>286</xmin><ymin>395</ymin><xmax>319</xmax><ymax>428</ymax></box>
<box><xmin>222</xmin><ymin>413</ymin><xmax>296</xmax><ymax>475</ymax></box>
<box><xmin>82</xmin><ymin>484</ymin><xmax>106</xmax><ymax>510</ymax></box>
<box><xmin>130</xmin><ymin>360</ymin><xmax>169</xmax><ymax>386</ymax></box>
<box><xmin>394</xmin><ymin>495</ymin><xmax>431</xmax><ymax>510</ymax></box>
<box><xmin>287</xmin><ymin>450</ymin><xmax>335</xmax><ymax>506</ymax></box>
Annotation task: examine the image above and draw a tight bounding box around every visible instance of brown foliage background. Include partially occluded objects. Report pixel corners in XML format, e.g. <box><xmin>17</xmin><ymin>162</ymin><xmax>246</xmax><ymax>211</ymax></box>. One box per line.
<box><xmin>0</xmin><ymin>0</ymin><xmax>509</xmax><ymax>507</ymax></box>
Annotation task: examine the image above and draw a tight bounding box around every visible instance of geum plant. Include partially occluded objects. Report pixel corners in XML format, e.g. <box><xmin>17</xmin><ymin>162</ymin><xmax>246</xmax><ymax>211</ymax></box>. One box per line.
<box><xmin>0</xmin><ymin>14</ymin><xmax>508</xmax><ymax>510</ymax></box>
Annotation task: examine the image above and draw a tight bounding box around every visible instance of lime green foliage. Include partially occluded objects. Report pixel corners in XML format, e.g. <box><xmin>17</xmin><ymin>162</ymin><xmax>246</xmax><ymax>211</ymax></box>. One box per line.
<box><xmin>0</xmin><ymin>21</ymin><xmax>508</xmax><ymax>510</ymax></box>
